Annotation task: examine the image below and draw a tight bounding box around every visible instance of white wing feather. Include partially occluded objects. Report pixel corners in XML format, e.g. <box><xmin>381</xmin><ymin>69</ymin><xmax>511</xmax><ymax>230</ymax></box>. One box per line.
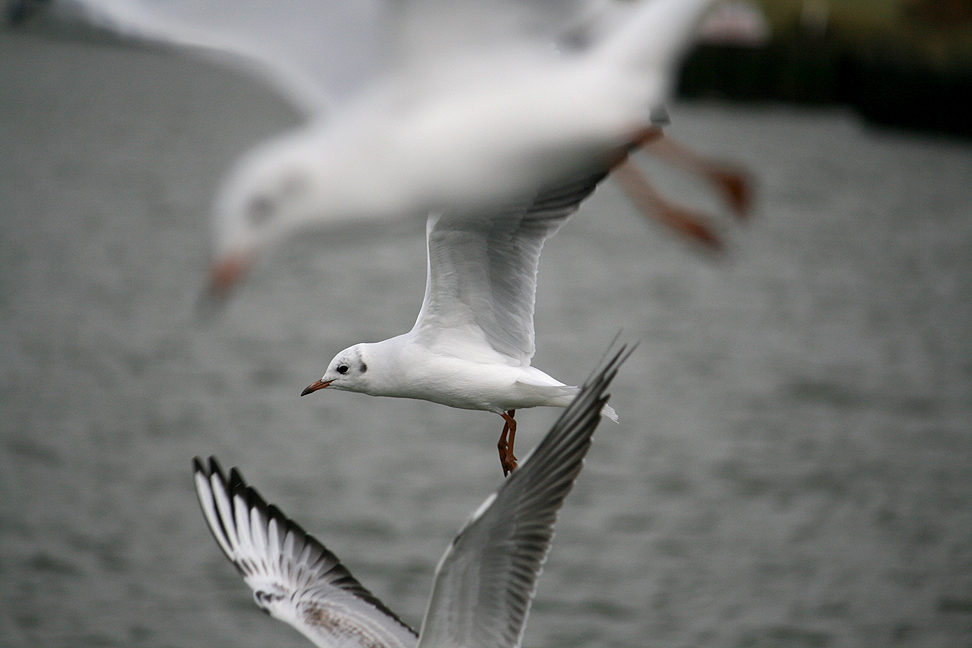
<box><xmin>194</xmin><ymin>344</ymin><xmax>631</xmax><ymax>648</ymax></box>
<box><xmin>194</xmin><ymin>457</ymin><xmax>419</xmax><ymax>648</ymax></box>
<box><xmin>410</xmin><ymin>169</ymin><xmax>609</xmax><ymax>364</ymax></box>
<box><xmin>5</xmin><ymin>0</ymin><xmax>630</xmax><ymax>114</ymax></box>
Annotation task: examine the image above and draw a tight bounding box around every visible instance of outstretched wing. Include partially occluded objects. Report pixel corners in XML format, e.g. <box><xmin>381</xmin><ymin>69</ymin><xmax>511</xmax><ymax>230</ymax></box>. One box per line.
<box><xmin>416</xmin><ymin>343</ymin><xmax>633</xmax><ymax>648</ymax></box>
<box><xmin>410</xmin><ymin>168</ymin><xmax>609</xmax><ymax>365</ymax></box>
<box><xmin>384</xmin><ymin>0</ymin><xmax>591</xmax><ymax>70</ymax></box>
<box><xmin>4</xmin><ymin>0</ymin><xmax>618</xmax><ymax>114</ymax></box>
<box><xmin>5</xmin><ymin>0</ymin><xmax>383</xmax><ymax>114</ymax></box>
<box><xmin>194</xmin><ymin>457</ymin><xmax>418</xmax><ymax>648</ymax></box>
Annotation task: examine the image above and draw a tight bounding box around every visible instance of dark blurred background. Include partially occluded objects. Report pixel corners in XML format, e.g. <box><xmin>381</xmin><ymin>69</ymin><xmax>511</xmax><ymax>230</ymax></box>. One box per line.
<box><xmin>680</xmin><ymin>0</ymin><xmax>972</xmax><ymax>138</ymax></box>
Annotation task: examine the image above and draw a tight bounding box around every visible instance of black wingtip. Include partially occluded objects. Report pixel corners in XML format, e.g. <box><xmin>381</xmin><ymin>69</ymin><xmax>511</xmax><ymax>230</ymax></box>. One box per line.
<box><xmin>227</xmin><ymin>466</ymin><xmax>247</xmax><ymax>492</ymax></box>
<box><xmin>190</xmin><ymin>453</ymin><xmax>420</xmax><ymax>638</ymax></box>
<box><xmin>584</xmin><ymin>336</ymin><xmax>638</xmax><ymax>392</ymax></box>
<box><xmin>192</xmin><ymin>455</ymin><xmax>228</xmax><ymax>483</ymax></box>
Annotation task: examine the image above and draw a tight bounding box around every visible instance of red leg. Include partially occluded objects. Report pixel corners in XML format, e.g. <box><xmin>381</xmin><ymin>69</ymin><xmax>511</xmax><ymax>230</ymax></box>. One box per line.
<box><xmin>647</xmin><ymin>135</ymin><xmax>754</xmax><ymax>218</ymax></box>
<box><xmin>505</xmin><ymin>410</ymin><xmax>517</xmax><ymax>470</ymax></box>
<box><xmin>703</xmin><ymin>165</ymin><xmax>753</xmax><ymax>217</ymax></box>
<box><xmin>497</xmin><ymin>415</ymin><xmax>511</xmax><ymax>475</ymax></box>
<box><xmin>497</xmin><ymin>410</ymin><xmax>518</xmax><ymax>477</ymax></box>
<box><xmin>629</xmin><ymin>125</ymin><xmax>665</xmax><ymax>149</ymax></box>
<box><xmin>605</xmin><ymin>126</ymin><xmax>664</xmax><ymax>171</ymax></box>
<box><xmin>613</xmin><ymin>160</ymin><xmax>723</xmax><ymax>251</ymax></box>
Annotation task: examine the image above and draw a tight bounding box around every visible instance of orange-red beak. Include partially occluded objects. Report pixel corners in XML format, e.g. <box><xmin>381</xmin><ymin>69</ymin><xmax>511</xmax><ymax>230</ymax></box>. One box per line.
<box><xmin>196</xmin><ymin>253</ymin><xmax>256</xmax><ymax>320</ymax></box>
<box><xmin>300</xmin><ymin>379</ymin><xmax>333</xmax><ymax>396</ymax></box>
<box><xmin>207</xmin><ymin>253</ymin><xmax>254</xmax><ymax>299</ymax></box>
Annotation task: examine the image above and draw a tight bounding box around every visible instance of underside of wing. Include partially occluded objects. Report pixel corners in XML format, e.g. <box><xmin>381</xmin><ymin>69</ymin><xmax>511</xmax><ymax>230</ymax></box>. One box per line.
<box><xmin>193</xmin><ymin>457</ymin><xmax>418</xmax><ymax>648</ymax></box>
<box><xmin>411</xmin><ymin>168</ymin><xmax>609</xmax><ymax>364</ymax></box>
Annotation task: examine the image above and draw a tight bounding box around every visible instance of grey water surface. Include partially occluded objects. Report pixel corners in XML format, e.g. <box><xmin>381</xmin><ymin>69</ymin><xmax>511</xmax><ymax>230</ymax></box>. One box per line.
<box><xmin>1</xmin><ymin>32</ymin><xmax>971</xmax><ymax>648</ymax></box>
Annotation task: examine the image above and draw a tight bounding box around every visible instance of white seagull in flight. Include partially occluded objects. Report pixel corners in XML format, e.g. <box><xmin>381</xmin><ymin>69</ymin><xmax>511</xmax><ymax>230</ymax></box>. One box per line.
<box><xmin>193</xmin><ymin>345</ymin><xmax>630</xmax><ymax>648</ymax></box>
<box><xmin>5</xmin><ymin>0</ymin><xmax>740</xmax><ymax>298</ymax></box>
<box><xmin>301</xmin><ymin>166</ymin><xmax>621</xmax><ymax>476</ymax></box>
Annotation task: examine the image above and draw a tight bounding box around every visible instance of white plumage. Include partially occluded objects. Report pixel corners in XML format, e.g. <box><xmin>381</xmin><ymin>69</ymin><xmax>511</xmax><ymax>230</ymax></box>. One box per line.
<box><xmin>301</xmin><ymin>170</ymin><xmax>618</xmax><ymax>475</ymax></box>
<box><xmin>195</xmin><ymin>346</ymin><xmax>630</xmax><ymax>648</ymax></box>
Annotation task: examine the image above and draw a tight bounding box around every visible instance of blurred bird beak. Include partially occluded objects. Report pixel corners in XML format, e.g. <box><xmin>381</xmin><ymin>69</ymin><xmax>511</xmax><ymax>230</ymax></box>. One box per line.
<box><xmin>196</xmin><ymin>252</ymin><xmax>253</xmax><ymax>312</ymax></box>
<box><xmin>207</xmin><ymin>253</ymin><xmax>254</xmax><ymax>298</ymax></box>
<box><xmin>301</xmin><ymin>379</ymin><xmax>333</xmax><ymax>396</ymax></box>
<box><xmin>194</xmin><ymin>252</ymin><xmax>256</xmax><ymax>321</ymax></box>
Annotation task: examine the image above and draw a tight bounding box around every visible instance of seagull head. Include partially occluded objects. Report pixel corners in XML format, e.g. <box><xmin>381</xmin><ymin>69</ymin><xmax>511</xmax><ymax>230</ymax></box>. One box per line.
<box><xmin>206</xmin><ymin>121</ymin><xmax>413</xmax><ymax>303</ymax></box>
<box><xmin>207</xmin><ymin>129</ymin><xmax>336</xmax><ymax>296</ymax></box>
<box><xmin>302</xmin><ymin>344</ymin><xmax>372</xmax><ymax>396</ymax></box>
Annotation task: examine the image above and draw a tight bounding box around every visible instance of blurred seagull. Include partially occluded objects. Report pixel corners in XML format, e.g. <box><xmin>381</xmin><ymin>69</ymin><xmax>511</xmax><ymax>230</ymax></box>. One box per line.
<box><xmin>4</xmin><ymin>0</ymin><xmax>741</xmax><ymax>299</ymax></box>
<box><xmin>193</xmin><ymin>345</ymin><xmax>629</xmax><ymax>648</ymax></box>
<box><xmin>301</xmin><ymin>168</ymin><xmax>620</xmax><ymax>476</ymax></box>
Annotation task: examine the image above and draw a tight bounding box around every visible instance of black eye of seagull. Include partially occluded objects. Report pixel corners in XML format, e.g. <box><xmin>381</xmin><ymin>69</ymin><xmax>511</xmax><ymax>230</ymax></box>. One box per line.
<box><xmin>336</xmin><ymin>365</ymin><xmax>349</xmax><ymax>375</ymax></box>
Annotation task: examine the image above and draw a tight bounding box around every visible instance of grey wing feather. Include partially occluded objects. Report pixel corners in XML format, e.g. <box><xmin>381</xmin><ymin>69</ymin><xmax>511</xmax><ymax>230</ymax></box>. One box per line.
<box><xmin>415</xmin><ymin>343</ymin><xmax>633</xmax><ymax>648</ymax></box>
<box><xmin>411</xmin><ymin>168</ymin><xmax>609</xmax><ymax>363</ymax></box>
<box><xmin>194</xmin><ymin>457</ymin><xmax>418</xmax><ymax>648</ymax></box>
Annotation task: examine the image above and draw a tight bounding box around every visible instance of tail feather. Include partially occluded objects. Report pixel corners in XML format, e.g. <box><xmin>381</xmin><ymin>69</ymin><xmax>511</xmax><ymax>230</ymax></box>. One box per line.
<box><xmin>539</xmin><ymin>385</ymin><xmax>619</xmax><ymax>421</ymax></box>
<box><xmin>515</xmin><ymin>378</ymin><xmax>621</xmax><ymax>421</ymax></box>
